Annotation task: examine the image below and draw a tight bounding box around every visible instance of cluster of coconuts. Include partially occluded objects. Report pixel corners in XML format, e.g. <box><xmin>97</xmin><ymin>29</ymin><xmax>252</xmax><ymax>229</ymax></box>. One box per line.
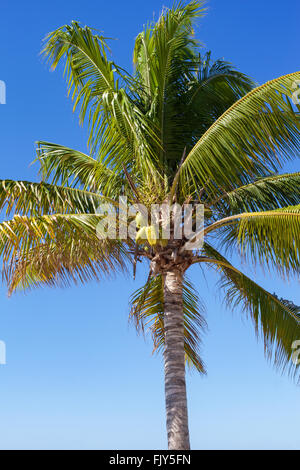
<box><xmin>135</xmin><ymin>211</ymin><xmax>168</xmax><ymax>248</ymax></box>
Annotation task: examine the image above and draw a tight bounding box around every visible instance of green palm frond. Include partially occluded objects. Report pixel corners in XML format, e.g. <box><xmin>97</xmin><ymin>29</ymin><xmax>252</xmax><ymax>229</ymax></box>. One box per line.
<box><xmin>182</xmin><ymin>52</ymin><xmax>255</xmax><ymax>145</ymax></box>
<box><xmin>133</xmin><ymin>1</ymin><xmax>207</xmax><ymax>179</ymax></box>
<box><xmin>42</xmin><ymin>21</ymin><xmax>160</xmax><ymax>177</ymax></box>
<box><xmin>204</xmin><ymin>205</ymin><xmax>300</xmax><ymax>276</ymax></box>
<box><xmin>186</xmin><ymin>52</ymin><xmax>255</xmax><ymax>107</ymax></box>
<box><xmin>0</xmin><ymin>212</ymin><xmax>130</xmax><ymax>278</ymax></box>
<box><xmin>130</xmin><ymin>274</ymin><xmax>207</xmax><ymax>372</ymax></box>
<box><xmin>7</xmin><ymin>236</ymin><xmax>128</xmax><ymax>294</ymax></box>
<box><xmin>178</xmin><ymin>72</ymin><xmax>300</xmax><ymax>198</ymax></box>
<box><xmin>0</xmin><ymin>212</ymin><xmax>130</xmax><ymax>293</ymax></box>
<box><xmin>199</xmin><ymin>243</ymin><xmax>300</xmax><ymax>379</ymax></box>
<box><xmin>36</xmin><ymin>142</ymin><xmax>125</xmax><ymax>196</ymax></box>
<box><xmin>0</xmin><ymin>179</ymin><xmax>110</xmax><ymax>216</ymax></box>
<box><xmin>133</xmin><ymin>1</ymin><xmax>206</xmax><ymax>104</ymax></box>
<box><xmin>209</xmin><ymin>172</ymin><xmax>300</xmax><ymax>215</ymax></box>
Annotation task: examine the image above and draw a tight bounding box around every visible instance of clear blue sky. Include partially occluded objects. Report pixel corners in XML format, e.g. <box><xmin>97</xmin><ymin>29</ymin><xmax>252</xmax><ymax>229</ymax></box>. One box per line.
<box><xmin>0</xmin><ymin>0</ymin><xmax>299</xmax><ymax>450</ymax></box>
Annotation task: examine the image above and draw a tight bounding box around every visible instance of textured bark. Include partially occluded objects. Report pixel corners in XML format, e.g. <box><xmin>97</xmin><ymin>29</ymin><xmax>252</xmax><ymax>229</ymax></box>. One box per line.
<box><xmin>163</xmin><ymin>269</ymin><xmax>190</xmax><ymax>450</ymax></box>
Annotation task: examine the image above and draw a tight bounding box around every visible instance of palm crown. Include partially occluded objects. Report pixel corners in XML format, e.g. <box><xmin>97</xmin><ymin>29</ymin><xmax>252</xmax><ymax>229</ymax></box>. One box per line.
<box><xmin>1</xmin><ymin>1</ymin><xmax>300</xmax><ymax>449</ymax></box>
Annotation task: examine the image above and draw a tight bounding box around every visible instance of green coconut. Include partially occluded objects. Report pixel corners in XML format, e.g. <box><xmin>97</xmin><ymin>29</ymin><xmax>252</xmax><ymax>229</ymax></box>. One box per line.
<box><xmin>146</xmin><ymin>225</ymin><xmax>158</xmax><ymax>246</ymax></box>
<box><xmin>135</xmin><ymin>226</ymin><xmax>147</xmax><ymax>244</ymax></box>
<box><xmin>135</xmin><ymin>211</ymin><xmax>147</xmax><ymax>228</ymax></box>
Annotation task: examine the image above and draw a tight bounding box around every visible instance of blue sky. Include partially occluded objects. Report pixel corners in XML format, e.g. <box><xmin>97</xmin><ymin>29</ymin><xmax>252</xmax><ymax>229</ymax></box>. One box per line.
<box><xmin>0</xmin><ymin>0</ymin><xmax>299</xmax><ymax>450</ymax></box>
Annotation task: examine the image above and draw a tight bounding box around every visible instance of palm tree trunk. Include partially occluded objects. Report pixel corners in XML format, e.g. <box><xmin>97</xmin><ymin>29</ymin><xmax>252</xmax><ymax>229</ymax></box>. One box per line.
<box><xmin>163</xmin><ymin>269</ymin><xmax>190</xmax><ymax>450</ymax></box>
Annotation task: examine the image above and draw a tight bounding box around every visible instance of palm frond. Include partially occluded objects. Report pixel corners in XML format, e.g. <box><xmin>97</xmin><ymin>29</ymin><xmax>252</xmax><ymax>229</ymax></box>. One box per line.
<box><xmin>204</xmin><ymin>205</ymin><xmax>300</xmax><ymax>276</ymax></box>
<box><xmin>36</xmin><ymin>142</ymin><xmax>125</xmax><ymax>196</ymax></box>
<box><xmin>179</xmin><ymin>72</ymin><xmax>300</xmax><ymax>198</ymax></box>
<box><xmin>186</xmin><ymin>52</ymin><xmax>255</xmax><ymax>108</ymax></box>
<box><xmin>7</xmin><ymin>236</ymin><xmax>129</xmax><ymax>294</ymax></box>
<box><xmin>133</xmin><ymin>1</ymin><xmax>207</xmax><ymax>180</ymax></box>
<box><xmin>0</xmin><ymin>212</ymin><xmax>131</xmax><ymax>286</ymax></box>
<box><xmin>199</xmin><ymin>243</ymin><xmax>300</xmax><ymax>380</ymax></box>
<box><xmin>209</xmin><ymin>172</ymin><xmax>300</xmax><ymax>215</ymax></box>
<box><xmin>42</xmin><ymin>22</ymin><xmax>160</xmax><ymax>177</ymax></box>
<box><xmin>181</xmin><ymin>53</ymin><xmax>255</xmax><ymax>150</ymax></box>
<box><xmin>0</xmin><ymin>179</ymin><xmax>110</xmax><ymax>217</ymax></box>
<box><xmin>134</xmin><ymin>1</ymin><xmax>206</xmax><ymax>104</ymax></box>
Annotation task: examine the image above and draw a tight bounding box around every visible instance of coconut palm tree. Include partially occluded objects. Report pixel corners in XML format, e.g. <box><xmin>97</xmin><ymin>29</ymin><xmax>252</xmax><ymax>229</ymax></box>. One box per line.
<box><xmin>1</xmin><ymin>1</ymin><xmax>300</xmax><ymax>450</ymax></box>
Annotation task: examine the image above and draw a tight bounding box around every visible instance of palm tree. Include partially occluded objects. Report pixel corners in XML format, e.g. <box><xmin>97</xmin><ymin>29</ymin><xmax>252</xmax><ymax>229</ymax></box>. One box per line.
<box><xmin>1</xmin><ymin>1</ymin><xmax>300</xmax><ymax>450</ymax></box>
